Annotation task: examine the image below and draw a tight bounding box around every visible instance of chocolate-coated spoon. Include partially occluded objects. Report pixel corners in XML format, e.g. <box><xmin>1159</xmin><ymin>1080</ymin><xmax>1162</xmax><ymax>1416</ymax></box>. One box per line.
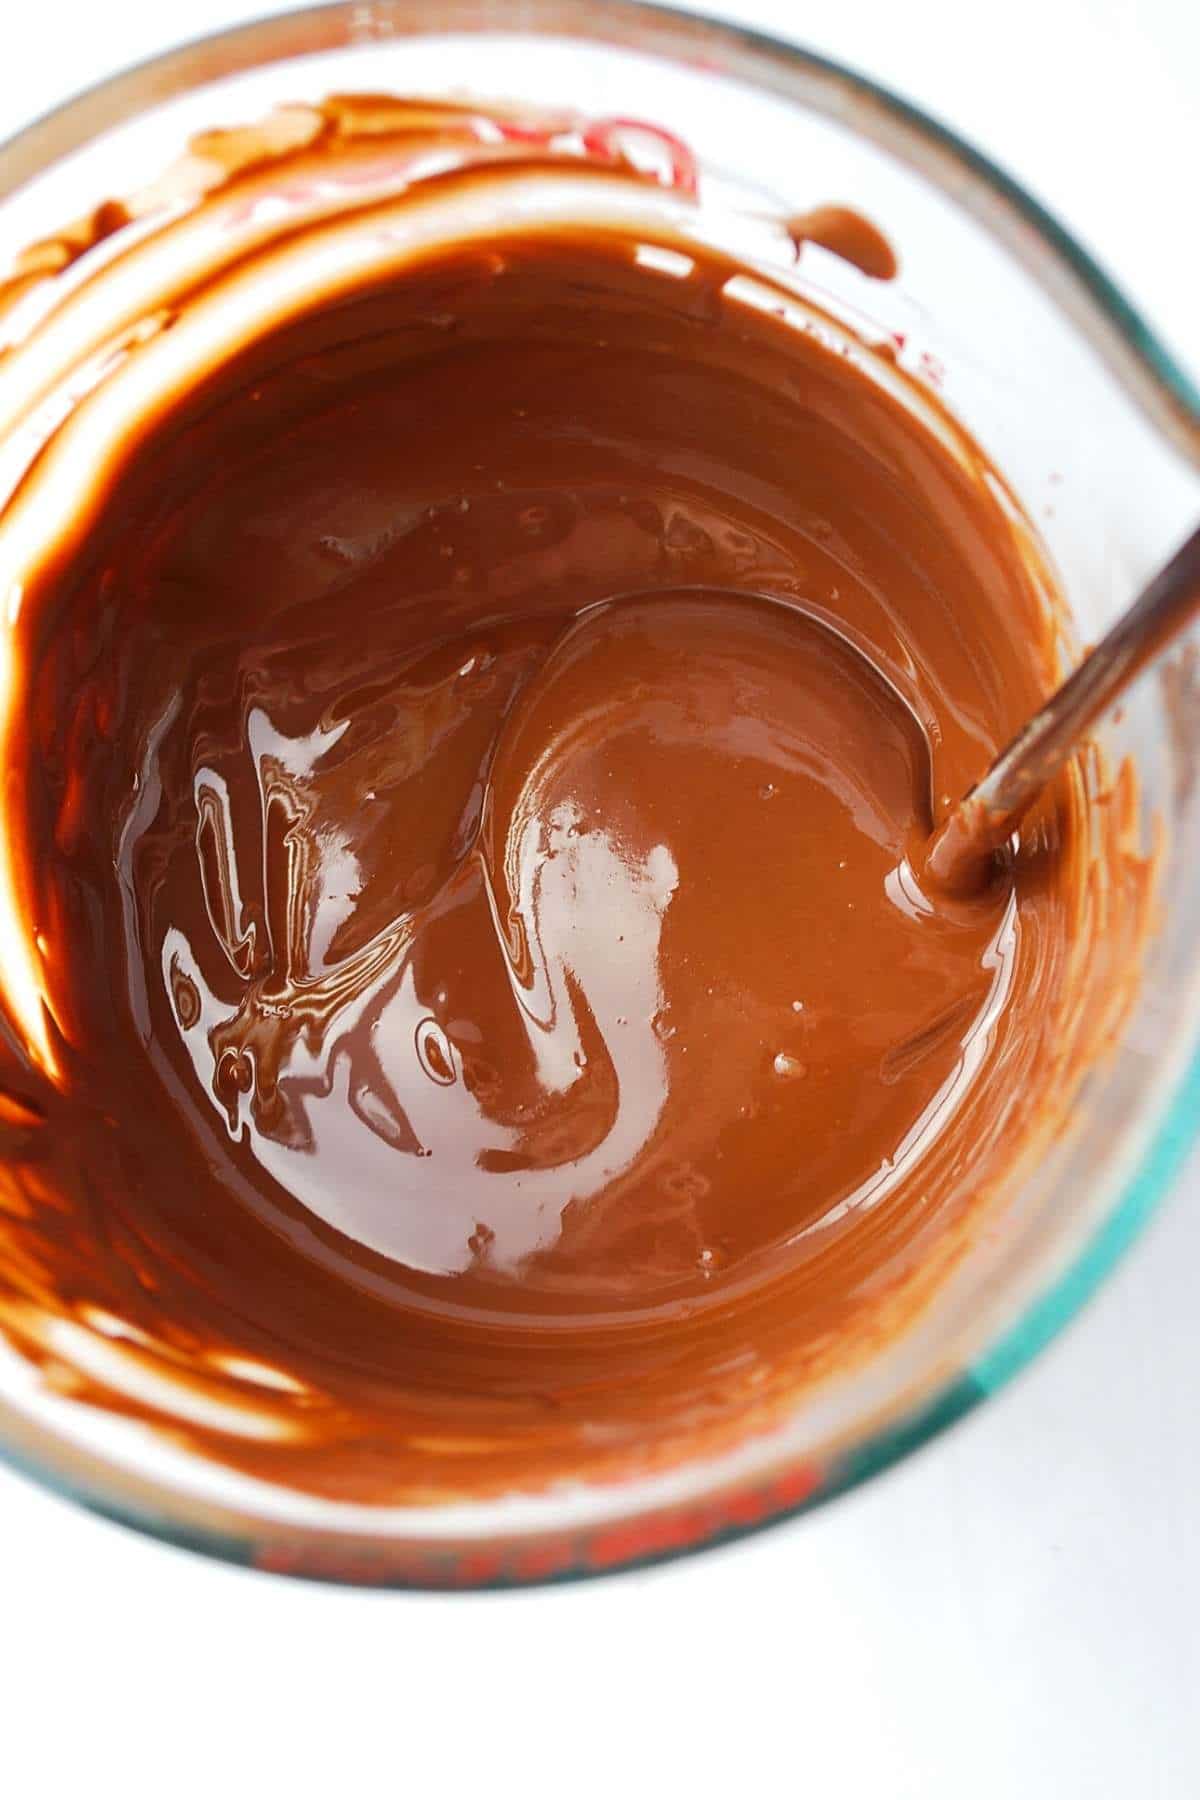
<box><xmin>924</xmin><ymin>523</ymin><xmax>1200</xmax><ymax>893</ymax></box>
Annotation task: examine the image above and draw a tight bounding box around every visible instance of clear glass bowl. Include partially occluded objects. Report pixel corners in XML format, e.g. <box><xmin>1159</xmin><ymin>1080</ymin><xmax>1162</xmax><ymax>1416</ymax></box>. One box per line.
<box><xmin>0</xmin><ymin>0</ymin><xmax>1197</xmax><ymax>1588</ymax></box>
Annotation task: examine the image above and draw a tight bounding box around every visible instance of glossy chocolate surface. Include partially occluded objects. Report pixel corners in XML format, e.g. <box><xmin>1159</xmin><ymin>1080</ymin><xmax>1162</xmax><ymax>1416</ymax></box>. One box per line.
<box><xmin>0</xmin><ymin>100</ymin><xmax>1125</xmax><ymax>1502</ymax></box>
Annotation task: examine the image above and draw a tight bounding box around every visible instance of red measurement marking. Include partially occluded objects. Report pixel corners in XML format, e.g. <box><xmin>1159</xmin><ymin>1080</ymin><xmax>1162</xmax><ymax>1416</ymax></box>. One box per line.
<box><xmin>581</xmin><ymin>117</ymin><xmax>699</xmax><ymax>197</ymax></box>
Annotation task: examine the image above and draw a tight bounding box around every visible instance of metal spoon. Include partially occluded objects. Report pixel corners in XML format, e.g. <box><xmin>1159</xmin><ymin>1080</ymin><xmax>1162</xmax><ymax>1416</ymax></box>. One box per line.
<box><xmin>923</xmin><ymin>522</ymin><xmax>1200</xmax><ymax>894</ymax></box>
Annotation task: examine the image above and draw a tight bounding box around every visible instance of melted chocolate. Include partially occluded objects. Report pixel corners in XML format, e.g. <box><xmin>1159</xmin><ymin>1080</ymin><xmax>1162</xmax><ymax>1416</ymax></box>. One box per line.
<box><xmin>0</xmin><ymin>97</ymin><xmax>1134</xmax><ymax>1504</ymax></box>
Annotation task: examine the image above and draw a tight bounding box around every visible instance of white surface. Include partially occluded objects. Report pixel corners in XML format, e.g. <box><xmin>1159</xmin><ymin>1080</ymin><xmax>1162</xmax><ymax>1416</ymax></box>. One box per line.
<box><xmin>1</xmin><ymin>4</ymin><xmax>1198</xmax><ymax>1795</ymax></box>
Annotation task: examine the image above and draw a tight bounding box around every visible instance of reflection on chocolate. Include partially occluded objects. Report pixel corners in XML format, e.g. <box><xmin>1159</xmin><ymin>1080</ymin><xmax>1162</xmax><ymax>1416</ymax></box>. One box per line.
<box><xmin>0</xmin><ymin>97</ymin><xmax>1148</xmax><ymax>1504</ymax></box>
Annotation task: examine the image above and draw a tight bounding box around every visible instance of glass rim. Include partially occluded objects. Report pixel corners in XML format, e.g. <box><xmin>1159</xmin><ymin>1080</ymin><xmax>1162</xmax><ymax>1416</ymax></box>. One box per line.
<box><xmin>1</xmin><ymin>0</ymin><xmax>1197</xmax><ymax>464</ymax></box>
<box><xmin>0</xmin><ymin>0</ymin><xmax>1197</xmax><ymax>1588</ymax></box>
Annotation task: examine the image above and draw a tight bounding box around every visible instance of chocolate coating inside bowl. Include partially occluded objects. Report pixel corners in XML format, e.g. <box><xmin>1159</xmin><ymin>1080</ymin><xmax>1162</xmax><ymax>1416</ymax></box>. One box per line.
<box><xmin>0</xmin><ymin>99</ymin><xmax>1145</xmax><ymax>1502</ymax></box>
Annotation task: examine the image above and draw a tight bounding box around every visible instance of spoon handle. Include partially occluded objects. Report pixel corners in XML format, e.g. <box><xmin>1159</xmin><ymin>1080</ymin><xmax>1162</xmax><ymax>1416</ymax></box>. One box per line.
<box><xmin>926</xmin><ymin>521</ymin><xmax>1200</xmax><ymax>890</ymax></box>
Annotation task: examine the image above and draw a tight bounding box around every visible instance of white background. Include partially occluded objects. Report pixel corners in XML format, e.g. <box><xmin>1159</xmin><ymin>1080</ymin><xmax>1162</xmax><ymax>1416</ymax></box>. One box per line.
<box><xmin>1</xmin><ymin>4</ymin><xmax>1198</xmax><ymax>1795</ymax></box>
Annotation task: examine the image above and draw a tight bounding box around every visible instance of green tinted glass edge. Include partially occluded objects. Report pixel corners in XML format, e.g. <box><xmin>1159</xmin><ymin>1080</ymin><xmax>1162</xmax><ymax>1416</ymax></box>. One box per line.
<box><xmin>971</xmin><ymin>1045</ymin><xmax>1200</xmax><ymax>1394</ymax></box>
